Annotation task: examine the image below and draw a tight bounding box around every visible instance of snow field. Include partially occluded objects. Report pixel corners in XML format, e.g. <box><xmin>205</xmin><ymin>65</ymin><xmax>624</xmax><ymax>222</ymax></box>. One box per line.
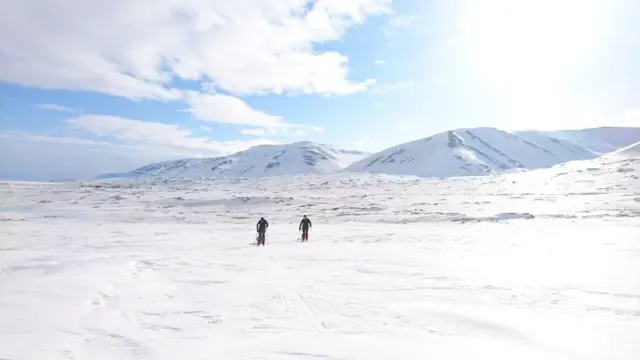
<box><xmin>2</xmin><ymin>219</ymin><xmax>639</xmax><ymax>359</ymax></box>
<box><xmin>1</xmin><ymin>154</ymin><xmax>639</xmax><ymax>359</ymax></box>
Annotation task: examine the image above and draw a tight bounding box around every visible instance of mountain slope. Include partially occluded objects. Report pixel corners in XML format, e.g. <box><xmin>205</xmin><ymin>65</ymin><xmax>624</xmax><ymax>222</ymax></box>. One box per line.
<box><xmin>345</xmin><ymin>127</ymin><xmax>596</xmax><ymax>177</ymax></box>
<box><xmin>518</xmin><ymin>127</ymin><xmax>640</xmax><ymax>154</ymax></box>
<box><xmin>99</xmin><ymin>142</ymin><xmax>368</xmax><ymax>179</ymax></box>
<box><xmin>604</xmin><ymin>141</ymin><xmax>640</xmax><ymax>158</ymax></box>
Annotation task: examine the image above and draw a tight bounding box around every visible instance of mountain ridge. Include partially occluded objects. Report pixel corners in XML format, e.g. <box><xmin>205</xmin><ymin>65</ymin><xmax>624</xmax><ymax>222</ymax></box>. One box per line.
<box><xmin>519</xmin><ymin>127</ymin><xmax>640</xmax><ymax>154</ymax></box>
<box><xmin>98</xmin><ymin>141</ymin><xmax>369</xmax><ymax>180</ymax></box>
<box><xmin>98</xmin><ymin>126</ymin><xmax>640</xmax><ymax>180</ymax></box>
<box><xmin>344</xmin><ymin>127</ymin><xmax>597</xmax><ymax>177</ymax></box>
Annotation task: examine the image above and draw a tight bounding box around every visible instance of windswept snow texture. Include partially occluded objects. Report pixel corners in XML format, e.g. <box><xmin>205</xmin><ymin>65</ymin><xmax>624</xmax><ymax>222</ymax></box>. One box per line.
<box><xmin>525</xmin><ymin>127</ymin><xmax>640</xmax><ymax>154</ymax></box>
<box><xmin>2</xmin><ymin>148</ymin><xmax>640</xmax><ymax>360</ymax></box>
<box><xmin>100</xmin><ymin>141</ymin><xmax>368</xmax><ymax>179</ymax></box>
<box><xmin>346</xmin><ymin>127</ymin><xmax>596</xmax><ymax>177</ymax></box>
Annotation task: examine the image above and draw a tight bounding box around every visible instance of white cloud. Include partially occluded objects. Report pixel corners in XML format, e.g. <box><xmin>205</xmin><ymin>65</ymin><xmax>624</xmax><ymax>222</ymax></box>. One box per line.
<box><xmin>186</xmin><ymin>93</ymin><xmax>283</xmax><ymax>127</ymax></box>
<box><xmin>376</xmin><ymin>101</ymin><xmax>384</xmax><ymax>108</ymax></box>
<box><xmin>36</xmin><ymin>103</ymin><xmax>79</xmax><ymax>113</ymax></box>
<box><xmin>200</xmin><ymin>125</ymin><xmax>212</xmax><ymax>133</ymax></box>
<box><xmin>183</xmin><ymin>92</ymin><xmax>325</xmax><ymax>135</ymax></box>
<box><xmin>0</xmin><ymin>0</ymin><xmax>391</xmax><ymax>100</ymax></box>
<box><xmin>370</xmin><ymin>80</ymin><xmax>415</xmax><ymax>95</ymax></box>
<box><xmin>65</xmin><ymin>114</ymin><xmax>279</xmax><ymax>155</ymax></box>
<box><xmin>375</xmin><ymin>60</ymin><xmax>385</xmax><ymax>65</ymax></box>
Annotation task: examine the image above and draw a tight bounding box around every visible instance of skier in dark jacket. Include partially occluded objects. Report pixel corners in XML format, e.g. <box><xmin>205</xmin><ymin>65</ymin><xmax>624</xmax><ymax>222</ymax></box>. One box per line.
<box><xmin>299</xmin><ymin>215</ymin><xmax>312</xmax><ymax>242</ymax></box>
<box><xmin>256</xmin><ymin>217</ymin><xmax>269</xmax><ymax>245</ymax></box>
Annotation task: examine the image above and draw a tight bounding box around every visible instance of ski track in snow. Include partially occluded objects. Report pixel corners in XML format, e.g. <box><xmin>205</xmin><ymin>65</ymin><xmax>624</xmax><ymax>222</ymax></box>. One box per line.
<box><xmin>1</xmin><ymin>157</ymin><xmax>639</xmax><ymax>359</ymax></box>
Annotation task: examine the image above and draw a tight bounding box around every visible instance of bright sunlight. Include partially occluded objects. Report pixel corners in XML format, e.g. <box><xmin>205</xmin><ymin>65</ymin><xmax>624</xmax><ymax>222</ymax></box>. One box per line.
<box><xmin>459</xmin><ymin>0</ymin><xmax>615</xmax><ymax>129</ymax></box>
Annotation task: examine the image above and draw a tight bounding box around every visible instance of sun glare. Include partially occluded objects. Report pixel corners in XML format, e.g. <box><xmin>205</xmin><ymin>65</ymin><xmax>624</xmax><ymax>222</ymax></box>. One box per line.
<box><xmin>462</xmin><ymin>0</ymin><xmax>610</xmax><ymax>86</ymax></box>
<box><xmin>458</xmin><ymin>0</ymin><xmax>614</xmax><ymax>128</ymax></box>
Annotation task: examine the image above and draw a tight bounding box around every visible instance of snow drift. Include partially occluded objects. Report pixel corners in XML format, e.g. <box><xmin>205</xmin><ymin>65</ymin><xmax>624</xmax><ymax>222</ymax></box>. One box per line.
<box><xmin>345</xmin><ymin>127</ymin><xmax>596</xmax><ymax>177</ymax></box>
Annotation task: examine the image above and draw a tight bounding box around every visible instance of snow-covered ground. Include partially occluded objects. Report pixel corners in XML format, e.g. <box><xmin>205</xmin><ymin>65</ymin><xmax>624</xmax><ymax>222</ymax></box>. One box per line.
<box><xmin>1</xmin><ymin>152</ymin><xmax>639</xmax><ymax>360</ymax></box>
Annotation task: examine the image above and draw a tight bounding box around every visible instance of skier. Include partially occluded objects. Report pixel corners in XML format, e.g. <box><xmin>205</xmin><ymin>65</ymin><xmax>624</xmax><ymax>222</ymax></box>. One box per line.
<box><xmin>256</xmin><ymin>217</ymin><xmax>269</xmax><ymax>246</ymax></box>
<box><xmin>299</xmin><ymin>215</ymin><xmax>312</xmax><ymax>242</ymax></box>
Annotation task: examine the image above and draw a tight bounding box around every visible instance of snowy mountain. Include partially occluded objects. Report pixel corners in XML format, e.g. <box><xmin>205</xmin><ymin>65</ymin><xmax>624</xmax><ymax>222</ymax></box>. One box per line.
<box><xmin>98</xmin><ymin>127</ymin><xmax>640</xmax><ymax>181</ymax></box>
<box><xmin>604</xmin><ymin>140</ymin><xmax>640</xmax><ymax>158</ymax></box>
<box><xmin>345</xmin><ymin>127</ymin><xmax>596</xmax><ymax>177</ymax></box>
<box><xmin>99</xmin><ymin>141</ymin><xmax>368</xmax><ymax>179</ymax></box>
<box><xmin>519</xmin><ymin>127</ymin><xmax>640</xmax><ymax>154</ymax></box>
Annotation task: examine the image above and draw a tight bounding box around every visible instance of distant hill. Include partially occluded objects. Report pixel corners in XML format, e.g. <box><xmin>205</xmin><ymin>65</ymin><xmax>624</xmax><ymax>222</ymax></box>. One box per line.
<box><xmin>344</xmin><ymin>127</ymin><xmax>596</xmax><ymax>177</ymax></box>
<box><xmin>519</xmin><ymin>127</ymin><xmax>640</xmax><ymax>154</ymax></box>
<box><xmin>98</xmin><ymin>127</ymin><xmax>640</xmax><ymax>180</ymax></box>
<box><xmin>97</xmin><ymin>141</ymin><xmax>369</xmax><ymax>179</ymax></box>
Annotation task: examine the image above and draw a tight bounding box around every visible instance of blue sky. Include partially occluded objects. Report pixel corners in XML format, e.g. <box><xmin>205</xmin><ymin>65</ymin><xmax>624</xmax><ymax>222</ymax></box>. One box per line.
<box><xmin>1</xmin><ymin>0</ymin><xmax>639</xmax><ymax>180</ymax></box>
